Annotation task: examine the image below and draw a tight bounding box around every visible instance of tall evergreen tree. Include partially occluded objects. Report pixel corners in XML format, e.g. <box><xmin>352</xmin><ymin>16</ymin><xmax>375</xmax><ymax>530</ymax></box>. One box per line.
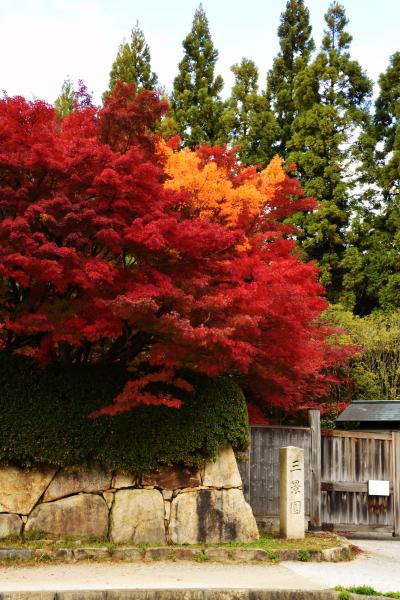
<box><xmin>225</xmin><ymin>58</ymin><xmax>279</xmax><ymax>166</ymax></box>
<box><xmin>266</xmin><ymin>0</ymin><xmax>315</xmax><ymax>155</ymax></box>
<box><xmin>54</xmin><ymin>78</ymin><xmax>75</xmax><ymax>117</ymax></box>
<box><xmin>287</xmin><ymin>2</ymin><xmax>372</xmax><ymax>302</ymax></box>
<box><xmin>171</xmin><ymin>4</ymin><xmax>224</xmax><ymax>148</ymax></box>
<box><xmin>340</xmin><ymin>53</ymin><xmax>400</xmax><ymax>314</ymax></box>
<box><xmin>105</xmin><ymin>22</ymin><xmax>158</xmax><ymax>99</ymax></box>
<box><xmin>375</xmin><ymin>52</ymin><xmax>400</xmax><ymax>203</ymax></box>
<box><xmin>54</xmin><ymin>79</ymin><xmax>93</xmax><ymax>117</ymax></box>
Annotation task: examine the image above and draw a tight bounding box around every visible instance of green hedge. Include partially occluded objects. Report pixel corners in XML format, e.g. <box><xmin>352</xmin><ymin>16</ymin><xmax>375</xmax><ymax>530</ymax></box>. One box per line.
<box><xmin>0</xmin><ymin>354</ymin><xmax>248</xmax><ymax>473</ymax></box>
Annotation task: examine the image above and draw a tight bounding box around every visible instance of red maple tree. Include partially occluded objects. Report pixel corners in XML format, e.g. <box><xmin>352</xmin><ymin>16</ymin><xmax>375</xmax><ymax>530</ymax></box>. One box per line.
<box><xmin>0</xmin><ymin>83</ymin><xmax>352</xmax><ymax>416</ymax></box>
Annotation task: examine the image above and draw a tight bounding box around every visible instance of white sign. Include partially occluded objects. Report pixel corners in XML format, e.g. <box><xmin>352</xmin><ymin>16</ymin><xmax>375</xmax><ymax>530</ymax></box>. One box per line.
<box><xmin>368</xmin><ymin>480</ymin><xmax>390</xmax><ymax>496</ymax></box>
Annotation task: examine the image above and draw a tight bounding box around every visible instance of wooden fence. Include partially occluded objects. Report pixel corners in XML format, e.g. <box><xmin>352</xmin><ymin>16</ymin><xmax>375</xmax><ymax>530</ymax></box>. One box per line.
<box><xmin>240</xmin><ymin>412</ymin><xmax>400</xmax><ymax>535</ymax></box>
<box><xmin>238</xmin><ymin>410</ymin><xmax>321</xmax><ymax>528</ymax></box>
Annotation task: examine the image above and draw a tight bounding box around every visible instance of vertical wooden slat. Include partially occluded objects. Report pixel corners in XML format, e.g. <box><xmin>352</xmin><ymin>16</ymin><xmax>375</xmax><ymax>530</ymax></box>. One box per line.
<box><xmin>309</xmin><ymin>409</ymin><xmax>321</xmax><ymax>529</ymax></box>
<box><xmin>392</xmin><ymin>432</ymin><xmax>400</xmax><ymax>536</ymax></box>
<box><xmin>238</xmin><ymin>428</ymin><xmax>251</xmax><ymax>503</ymax></box>
<box><xmin>243</xmin><ymin>425</ymin><xmax>312</xmax><ymax>518</ymax></box>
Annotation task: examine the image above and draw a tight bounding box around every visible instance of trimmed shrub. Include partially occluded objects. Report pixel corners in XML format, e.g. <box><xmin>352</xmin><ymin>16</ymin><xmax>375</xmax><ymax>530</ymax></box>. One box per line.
<box><xmin>0</xmin><ymin>354</ymin><xmax>248</xmax><ymax>473</ymax></box>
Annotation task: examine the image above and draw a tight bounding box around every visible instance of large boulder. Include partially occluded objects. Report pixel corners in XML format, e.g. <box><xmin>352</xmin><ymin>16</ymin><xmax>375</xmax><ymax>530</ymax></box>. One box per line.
<box><xmin>110</xmin><ymin>489</ymin><xmax>165</xmax><ymax>544</ymax></box>
<box><xmin>25</xmin><ymin>493</ymin><xmax>108</xmax><ymax>538</ymax></box>
<box><xmin>202</xmin><ymin>445</ymin><xmax>242</xmax><ymax>488</ymax></box>
<box><xmin>0</xmin><ymin>466</ymin><xmax>56</xmax><ymax>515</ymax></box>
<box><xmin>169</xmin><ymin>488</ymin><xmax>259</xmax><ymax>544</ymax></box>
<box><xmin>43</xmin><ymin>465</ymin><xmax>111</xmax><ymax>502</ymax></box>
<box><xmin>0</xmin><ymin>514</ymin><xmax>23</xmax><ymax>539</ymax></box>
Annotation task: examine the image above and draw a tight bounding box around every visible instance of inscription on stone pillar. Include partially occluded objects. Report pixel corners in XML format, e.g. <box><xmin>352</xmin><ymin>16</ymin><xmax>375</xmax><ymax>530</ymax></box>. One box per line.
<box><xmin>279</xmin><ymin>446</ymin><xmax>305</xmax><ymax>539</ymax></box>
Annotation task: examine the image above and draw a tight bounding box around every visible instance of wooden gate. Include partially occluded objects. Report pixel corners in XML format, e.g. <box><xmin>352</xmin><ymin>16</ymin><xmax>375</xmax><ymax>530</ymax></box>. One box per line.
<box><xmin>321</xmin><ymin>430</ymin><xmax>400</xmax><ymax>535</ymax></box>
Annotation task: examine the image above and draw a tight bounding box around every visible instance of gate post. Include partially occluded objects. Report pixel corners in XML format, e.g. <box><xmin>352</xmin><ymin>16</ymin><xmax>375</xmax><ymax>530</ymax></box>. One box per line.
<box><xmin>392</xmin><ymin>432</ymin><xmax>400</xmax><ymax>537</ymax></box>
<box><xmin>309</xmin><ymin>409</ymin><xmax>321</xmax><ymax>529</ymax></box>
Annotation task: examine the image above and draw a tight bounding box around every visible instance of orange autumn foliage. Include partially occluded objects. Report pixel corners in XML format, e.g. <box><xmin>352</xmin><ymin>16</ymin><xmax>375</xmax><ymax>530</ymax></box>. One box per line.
<box><xmin>158</xmin><ymin>139</ymin><xmax>286</xmax><ymax>229</ymax></box>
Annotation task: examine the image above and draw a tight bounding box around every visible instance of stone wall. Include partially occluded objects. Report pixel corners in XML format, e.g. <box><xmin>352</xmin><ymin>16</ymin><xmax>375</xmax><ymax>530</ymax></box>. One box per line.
<box><xmin>0</xmin><ymin>446</ymin><xmax>259</xmax><ymax>544</ymax></box>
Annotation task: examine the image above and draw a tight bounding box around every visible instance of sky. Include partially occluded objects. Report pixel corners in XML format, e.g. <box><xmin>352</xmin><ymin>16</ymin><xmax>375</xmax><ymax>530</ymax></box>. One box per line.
<box><xmin>0</xmin><ymin>0</ymin><xmax>399</xmax><ymax>105</ymax></box>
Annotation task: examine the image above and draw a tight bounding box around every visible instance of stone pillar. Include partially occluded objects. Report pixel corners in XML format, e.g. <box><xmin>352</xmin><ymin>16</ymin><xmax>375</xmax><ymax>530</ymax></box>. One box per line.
<box><xmin>279</xmin><ymin>446</ymin><xmax>305</xmax><ymax>539</ymax></box>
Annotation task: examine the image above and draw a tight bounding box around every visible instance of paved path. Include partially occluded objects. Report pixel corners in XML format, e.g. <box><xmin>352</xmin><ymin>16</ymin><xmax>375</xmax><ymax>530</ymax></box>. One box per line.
<box><xmin>0</xmin><ymin>562</ymin><xmax>322</xmax><ymax>592</ymax></box>
<box><xmin>0</xmin><ymin>540</ymin><xmax>400</xmax><ymax>594</ymax></box>
<box><xmin>283</xmin><ymin>539</ymin><xmax>400</xmax><ymax>593</ymax></box>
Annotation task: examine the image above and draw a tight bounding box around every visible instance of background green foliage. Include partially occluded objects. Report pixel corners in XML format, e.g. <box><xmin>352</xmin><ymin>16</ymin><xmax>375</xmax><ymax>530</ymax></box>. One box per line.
<box><xmin>323</xmin><ymin>306</ymin><xmax>400</xmax><ymax>400</ymax></box>
<box><xmin>0</xmin><ymin>354</ymin><xmax>248</xmax><ymax>473</ymax></box>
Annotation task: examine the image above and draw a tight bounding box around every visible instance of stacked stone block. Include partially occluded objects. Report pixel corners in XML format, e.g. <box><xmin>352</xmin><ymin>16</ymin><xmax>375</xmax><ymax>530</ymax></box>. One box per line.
<box><xmin>0</xmin><ymin>446</ymin><xmax>258</xmax><ymax>544</ymax></box>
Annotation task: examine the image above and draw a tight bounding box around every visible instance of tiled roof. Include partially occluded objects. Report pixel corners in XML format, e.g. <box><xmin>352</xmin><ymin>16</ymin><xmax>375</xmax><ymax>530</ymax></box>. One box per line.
<box><xmin>337</xmin><ymin>401</ymin><xmax>400</xmax><ymax>422</ymax></box>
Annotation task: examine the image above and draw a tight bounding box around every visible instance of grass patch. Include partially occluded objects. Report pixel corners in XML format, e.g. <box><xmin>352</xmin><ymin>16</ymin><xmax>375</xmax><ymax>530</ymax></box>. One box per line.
<box><xmin>0</xmin><ymin>536</ymin><xmax>117</xmax><ymax>551</ymax></box>
<box><xmin>0</xmin><ymin>532</ymin><xmax>341</xmax><ymax>553</ymax></box>
<box><xmin>297</xmin><ymin>549</ymin><xmax>311</xmax><ymax>561</ymax></box>
<box><xmin>204</xmin><ymin>531</ymin><xmax>341</xmax><ymax>552</ymax></box>
<box><xmin>195</xmin><ymin>551</ymin><xmax>209</xmax><ymax>562</ymax></box>
<box><xmin>167</xmin><ymin>551</ymin><xmax>175</xmax><ymax>561</ymax></box>
<box><xmin>266</xmin><ymin>549</ymin><xmax>278</xmax><ymax>561</ymax></box>
<box><xmin>336</xmin><ymin>586</ymin><xmax>400</xmax><ymax>598</ymax></box>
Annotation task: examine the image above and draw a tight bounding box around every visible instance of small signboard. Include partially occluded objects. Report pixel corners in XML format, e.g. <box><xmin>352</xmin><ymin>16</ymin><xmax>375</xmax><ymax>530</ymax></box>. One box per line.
<box><xmin>368</xmin><ymin>480</ymin><xmax>390</xmax><ymax>496</ymax></box>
